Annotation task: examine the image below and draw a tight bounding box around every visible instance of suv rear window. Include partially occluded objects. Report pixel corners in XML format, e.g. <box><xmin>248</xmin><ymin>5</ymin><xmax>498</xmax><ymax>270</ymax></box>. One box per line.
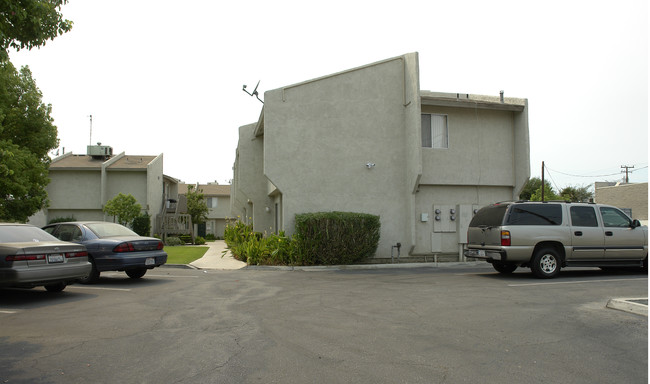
<box><xmin>505</xmin><ymin>204</ymin><xmax>562</xmax><ymax>226</ymax></box>
<box><xmin>469</xmin><ymin>204</ymin><xmax>510</xmax><ymax>227</ymax></box>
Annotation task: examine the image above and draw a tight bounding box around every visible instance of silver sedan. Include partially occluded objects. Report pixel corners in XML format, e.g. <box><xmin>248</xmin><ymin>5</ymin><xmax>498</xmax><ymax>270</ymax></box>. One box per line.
<box><xmin>0</xmin><ymin>223</ymin><xmax>91</xmax><ymax>292</ymax></box>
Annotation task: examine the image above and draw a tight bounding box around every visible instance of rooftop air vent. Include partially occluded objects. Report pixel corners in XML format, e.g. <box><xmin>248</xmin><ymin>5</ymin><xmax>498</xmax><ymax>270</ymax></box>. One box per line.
<box><xmin>87</xmin><ymin>143</ymin><xmax>113</xmax><ymax>159</ymax></box>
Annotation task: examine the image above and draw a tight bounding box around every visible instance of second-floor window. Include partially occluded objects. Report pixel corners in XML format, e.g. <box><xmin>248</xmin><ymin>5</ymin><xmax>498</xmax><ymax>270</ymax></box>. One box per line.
<box><xmin>421</xmin><ymin>114</ymin><xmax>448</xmax><ymax>149</ymax></box>
<box><xmin>207</xmin><ymin>197</ymin><xmax>218</xmax><ymax>208</ymax></box>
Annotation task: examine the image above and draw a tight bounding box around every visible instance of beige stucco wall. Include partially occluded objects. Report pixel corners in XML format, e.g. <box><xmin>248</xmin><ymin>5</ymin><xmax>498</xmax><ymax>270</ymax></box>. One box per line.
<box><xmin>232</xmin><ymin>52</ymin><xmax>530</xmax><ymax>260</ymax></box>
<box><xmin>231</xmin><ymin>123</ymin><xmax>275</xmax><ymax>231</ymax></box>
<box><xmin>47</xmin><ymin>170</ymin><xmax>102</xmax><ymax>210</ymax></box>
<box><xmin>263</xmin><ymin>54</ymin><xmax>420</xmax><ymax>257</ymax></box>
<box><xmin>146</xmin><ymin>154</ymin><xmax>164</xmax><ymax>214</ymax></box>
<box><xmin>105</xmin><ymin>171</ymin><xmax>148</xmax><ymax>219</ymax></box>
<box><xmin>32</xmin><ymin>154</ymin><xmax>165</xmax><ymax>234</ymax></box>
<box><xmin>420</xmin><ymin>106</ymin><xmax>516</xmax><ymax>186</ymax></box>
<box><xmin>208</xmin><ymin>196</ymin><xmax>231</xmax><ymax>219</ymax></box>
<box><xmin>595</xmin><ymin>182</ymin><xmax>648</xmax><ymax>221</ymax></box>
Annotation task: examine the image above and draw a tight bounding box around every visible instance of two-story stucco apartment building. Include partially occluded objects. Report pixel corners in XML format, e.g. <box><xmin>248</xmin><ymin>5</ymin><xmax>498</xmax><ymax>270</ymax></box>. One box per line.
<box><xmin>231</xmin><ymin>52</ymin><xmax>530</xmax><ymax>261</ymax></box>
<box><xmin>28</xmin><ymin>145</ymin><xmax>181</xmax><ymax>235</ymax></box>
<box><xmin>179</xmin><ymin>183</ymin><xmax>231</xmax><ymax>238</ymax></box>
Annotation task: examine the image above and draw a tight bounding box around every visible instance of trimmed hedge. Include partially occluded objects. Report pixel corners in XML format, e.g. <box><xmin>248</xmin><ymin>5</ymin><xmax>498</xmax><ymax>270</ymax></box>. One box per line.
<box><xmin>293</xmin><ymin>212</ymin><xmax>380</xmax><ymax>265</ymax></box>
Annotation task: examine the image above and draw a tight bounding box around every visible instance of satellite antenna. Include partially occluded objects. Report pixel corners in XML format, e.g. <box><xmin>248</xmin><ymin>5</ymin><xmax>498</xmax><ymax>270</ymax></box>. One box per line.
<box><xmin>88</xmin><ymin>114</ymin><xmax>93</xmax><ymax>146</ymax></box>
<box><xmin>242</xmin><ymin>80</ymin><xmax>264</xmax><ymax>104</ymax></box>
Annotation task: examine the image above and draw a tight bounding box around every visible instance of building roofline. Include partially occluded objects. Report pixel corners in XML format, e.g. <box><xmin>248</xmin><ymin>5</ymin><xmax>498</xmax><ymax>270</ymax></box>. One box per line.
<box><xmin>420</xmin><ymin>91</ymin><xmax>526</xmax><ymax>111</ymax></box>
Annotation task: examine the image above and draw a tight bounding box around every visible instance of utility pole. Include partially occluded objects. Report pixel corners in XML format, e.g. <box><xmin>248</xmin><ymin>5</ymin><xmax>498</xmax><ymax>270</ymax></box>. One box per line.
<box><xmin>621</xmin><ymin>165</ymin><xmax>634</xmax><ymax>183</ymax></box>
<box><xmin>541</xmin><ymin>161</ymin><xmax>545</xmax><ymax>202</ymax></box>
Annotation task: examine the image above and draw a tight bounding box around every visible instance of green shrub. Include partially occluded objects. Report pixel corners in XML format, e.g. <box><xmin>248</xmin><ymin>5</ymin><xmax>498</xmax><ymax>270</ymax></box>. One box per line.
<box><xmin>224</xmin><ymin>220</ymin><xmax>255</xmax><ymax>261</ymax></box>
<box><xmin>165</xmin><ymin>236</ymin><xmax>184</xmax><ymax>246</ymax></box>
<box><xmin>204</xmin><ymin>233</ymin><xmax>217</xmax><ymax>241</ymax></box>
<box><xmin>293</xmin><ymin>212</ymin><xmax>380</xmax><ymax>265</ymax></box>
<box><xmin>179</xmin><ymin>234</ymin><xmax>192</xmax><ymax>244</ymax></box>
<box><xmin>194</xmin><ymin>236</ymin><xmax>206</xmax><ymax>245</ymax></box>
<box><xmin>48</xmin><ymin>216</ymin><xmax>76</xmax><ymax>224</ymax></box>
<box><xmin>132</xmin><ymin>212</ymin><xmax>151</xmax><ymax>236</ymax></box>
<box><xmin>223</xmin><ymin>213</ymin><xmax>379</xmax><ymax>266</ymax></box>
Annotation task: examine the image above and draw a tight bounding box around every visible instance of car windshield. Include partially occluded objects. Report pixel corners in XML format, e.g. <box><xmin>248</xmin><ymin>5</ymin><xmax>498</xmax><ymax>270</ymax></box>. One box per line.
<box><xmin>86</xmin><ymin>222</ymin><xmax>138</xmax><ymax>237</ymax></box>
<box><xmin>0</xmin><ymin>225</ymin><xmax>60</xmax><ymax>243</ymax></box>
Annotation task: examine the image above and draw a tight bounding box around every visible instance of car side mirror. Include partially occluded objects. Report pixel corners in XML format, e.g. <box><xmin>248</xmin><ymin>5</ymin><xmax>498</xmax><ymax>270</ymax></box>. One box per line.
<box><xmin>631</xmin><ymin>219</ymin><xmax>641</xmax><ymax>228</ymax></box>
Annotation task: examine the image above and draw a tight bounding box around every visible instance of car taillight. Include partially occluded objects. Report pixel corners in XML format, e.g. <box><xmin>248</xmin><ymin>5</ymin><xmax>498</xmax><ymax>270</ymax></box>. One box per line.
<box><xmin>156</xmin><ymin>241</ymin><xmax>164</xmax><ymax>250</ymax></box>
<box><xmin>6</xmin><ymin>254</ymin><xmax>46</xmax><ymax>261</ymax></box>
<box><xmin>114</xmin><ymin>242</ymin><xmax>136</xmax><ymax>253</ymax></box>
<box><xmin>501</xmin><ymin>230</ymin><xmax>511</xmax><ymax>246</ymax></box>
<box><xmin>65</xmin><ymin>251</ymin><xmax>88</xmax><ymax>258</ymax></box>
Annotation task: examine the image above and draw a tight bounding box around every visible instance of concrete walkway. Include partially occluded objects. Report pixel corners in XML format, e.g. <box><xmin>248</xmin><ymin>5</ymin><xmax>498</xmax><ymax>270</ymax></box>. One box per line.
<box><xmin>188</xmin><ymin>240</ymin><xmax>247</xmax><ymax>270</ymax></box>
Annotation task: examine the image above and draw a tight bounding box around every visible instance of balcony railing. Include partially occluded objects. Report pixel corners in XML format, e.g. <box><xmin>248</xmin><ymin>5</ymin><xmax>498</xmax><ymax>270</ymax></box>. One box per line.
<box><xmin>156</xmin><ymin>214</ymin><xmax>192</xmax><ymax>235</ymax></box>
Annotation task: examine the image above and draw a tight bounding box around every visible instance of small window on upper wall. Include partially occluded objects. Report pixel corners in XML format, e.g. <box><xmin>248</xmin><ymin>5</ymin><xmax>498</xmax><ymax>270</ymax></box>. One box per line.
<box><xmin>421</xmin><ymin>114</ymin><xmax>448</xmax><ymax>149</ymax></box>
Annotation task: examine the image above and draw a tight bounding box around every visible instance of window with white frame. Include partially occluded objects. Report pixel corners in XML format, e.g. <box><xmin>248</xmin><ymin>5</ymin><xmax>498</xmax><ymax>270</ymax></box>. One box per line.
<box><xmin>421</xmin><ymin>114</ymin><xmax>448</xmax><ymax>149</ymax></box>
<box><xmin>206</xmin><ymin>197</ymin><xmax>218</xmax><ymax>208</ymax></box>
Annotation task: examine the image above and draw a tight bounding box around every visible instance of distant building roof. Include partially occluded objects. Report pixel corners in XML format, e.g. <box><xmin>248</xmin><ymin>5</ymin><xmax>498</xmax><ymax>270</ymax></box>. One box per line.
<box><xmin>50</xmin><ymin>153</ymin><xmax>158</xmax><ymax>171</ymax></box>
<box><xmin>180</xmin><ymin>183</ymin><xmax>231</xmax><ymax>196</ymax></box>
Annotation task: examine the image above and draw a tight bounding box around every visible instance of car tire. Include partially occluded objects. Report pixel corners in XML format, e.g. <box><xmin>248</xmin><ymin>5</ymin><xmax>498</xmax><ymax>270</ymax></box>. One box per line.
<box><xmin>530</xmin><ymin>247</ymin><xmax>561</xmax><ymax>279</ymax></box>
<box><xmin>492</xmin><ymin>262</ymin><xmax>517</xmax><ymax>274</ymax></box>
<box><xmin>79</xmin><ymin>258</ymin><xmax>100</xmax><ymax>284</ymax></box>
<box><xmin>126</xmin><ymin>268</ymin><xmax>147</xmax><ymax>279</ymax></box>
<box><xmin>643</xmin><ymin>255</ymin><xmax>648</xmax><ymax>274</ymax></box>
<box><xmin>44</xmin><ymin>282</ymin><xmax>66</xmax><ymax>292</ymax></box>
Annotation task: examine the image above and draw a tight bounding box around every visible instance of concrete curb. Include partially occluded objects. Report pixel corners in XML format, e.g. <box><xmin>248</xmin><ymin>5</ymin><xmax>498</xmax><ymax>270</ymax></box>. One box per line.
<box><xmin>606</xmin><ymin>298</ymin><xmax>648</xmax><ymax>317</ymax></box>
<box><xmin>161</xmin><ymin>263</ymin><xmax>199</xmax><ymax>270</ymax></box>
<box><xmin>243</xmin><ymin>261</ymin><xmax>486</xmax><ymax>271</ymax></box>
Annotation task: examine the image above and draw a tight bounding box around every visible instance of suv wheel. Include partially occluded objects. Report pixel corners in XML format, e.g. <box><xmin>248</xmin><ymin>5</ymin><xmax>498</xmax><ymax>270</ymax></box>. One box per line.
<box><xmin>492</xmin><ymin>262</ymin><xmax>517</xmax><ymax>274</ymax></box>
<box><xmin>531</xmin><ymin>247</ymin><xmax>561</xmax><ymax>279</ymax></box>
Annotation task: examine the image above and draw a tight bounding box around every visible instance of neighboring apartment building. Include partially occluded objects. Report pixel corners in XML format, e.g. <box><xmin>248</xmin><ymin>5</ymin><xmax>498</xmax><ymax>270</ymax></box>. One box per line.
<box><xmin>179</xmin><ymin>183</ymin><xmax>231</xmax><ymax>238</ymax></box>
<box><xmin>595</xmin><ymin>182</ymin><xmax>648</xmax><ymax>224</ymax></box>
<box><xmin>28</xmin><ymin>145</ymin><xmax>181</xmax><ymax>236</ymax></box>
<box><xmin>231</xmin><ymin>52</ymin><xmax>530</xmax><ymax>261</ymax></box>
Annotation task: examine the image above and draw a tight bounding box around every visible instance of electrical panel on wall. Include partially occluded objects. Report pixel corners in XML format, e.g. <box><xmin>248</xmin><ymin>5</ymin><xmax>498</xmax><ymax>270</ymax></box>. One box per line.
<box><xmin>432</xmin><ymin>205</ymin><xmax>456</xmax><ymax>233</ymax></box>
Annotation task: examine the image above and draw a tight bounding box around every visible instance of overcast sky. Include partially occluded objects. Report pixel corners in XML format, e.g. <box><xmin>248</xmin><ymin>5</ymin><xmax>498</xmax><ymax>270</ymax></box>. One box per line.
<box><xmin>8</xmin><ymin>0</ymin><xmax>648</xmax><ymax>191</ymax></box>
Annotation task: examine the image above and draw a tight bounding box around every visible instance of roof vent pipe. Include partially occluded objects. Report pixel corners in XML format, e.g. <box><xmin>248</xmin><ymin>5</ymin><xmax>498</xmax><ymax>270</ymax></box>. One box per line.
<box><xmin>499</xmin><ymin>90</ymin><xmax>504</xmax><ymax>103</ymax></box>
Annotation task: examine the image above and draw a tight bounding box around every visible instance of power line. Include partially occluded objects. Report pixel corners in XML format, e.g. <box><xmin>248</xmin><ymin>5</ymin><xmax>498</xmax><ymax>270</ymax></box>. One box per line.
<box><xmin>545</xmin><ymin>165</ymin><xmax>647</xmax><ymax>178</ymax></box>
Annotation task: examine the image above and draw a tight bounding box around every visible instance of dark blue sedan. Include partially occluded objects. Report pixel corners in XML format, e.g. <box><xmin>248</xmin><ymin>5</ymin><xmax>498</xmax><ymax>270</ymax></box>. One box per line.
<box><xmin>43</xmin><ymin>221</ymin><xmax>167</xmax><ymax>283</ymax></box>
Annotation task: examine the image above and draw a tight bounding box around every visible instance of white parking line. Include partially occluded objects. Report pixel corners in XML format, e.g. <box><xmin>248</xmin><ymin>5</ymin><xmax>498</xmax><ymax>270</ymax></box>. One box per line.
<box><xmin>508</xmin><ymin>277</ymin><xmax>647</xmax><ymax>287</ymax></box>
<box><xmin>146</xmin><ymin>274</ymin><xmax>199</xmax><ymax>278</ymax></box>
<box><xmin>67</xmin><ymin>286</ymin><xmax>131</xmax><ymax>292</ymax></box>
<box><xmin>0</xmin><ymin>310</ymin><xmax>17</xmax><ymax>314</ymax></box>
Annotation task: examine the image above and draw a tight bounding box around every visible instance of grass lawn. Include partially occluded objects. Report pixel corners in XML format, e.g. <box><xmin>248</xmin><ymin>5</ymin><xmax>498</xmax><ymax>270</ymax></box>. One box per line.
<box><xmin>164</xmin><ymin>246</ymin><xmax>209</xmax><ymax>264</ymax></box>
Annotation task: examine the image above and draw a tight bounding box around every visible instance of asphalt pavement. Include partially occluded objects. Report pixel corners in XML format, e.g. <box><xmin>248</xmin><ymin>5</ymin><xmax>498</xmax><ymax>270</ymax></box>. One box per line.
<box><xmin>176</xmin><ymin>240</ymin><xmax>648</xmax><ymax>316</ymax></box>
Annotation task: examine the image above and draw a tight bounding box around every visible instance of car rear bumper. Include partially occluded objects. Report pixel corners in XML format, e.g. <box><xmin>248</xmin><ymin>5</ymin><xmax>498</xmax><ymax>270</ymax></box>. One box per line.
<box><xmin>465</xmin><ymin>249</ymin><xmax>505</xmax><ymax>262</ymax></box>
<box><xmin>94</xmin><ymin>251</ymin><xmax>168</xmax><ymax>272</ymax></box>
<box><xmin>0</xmin><ymin>263</ymin><xmax>92</xmax><ymax>287</ymax></box>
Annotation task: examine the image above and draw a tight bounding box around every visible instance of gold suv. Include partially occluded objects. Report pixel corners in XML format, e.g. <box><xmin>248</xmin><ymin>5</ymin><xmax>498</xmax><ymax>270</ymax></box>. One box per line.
<box><xmin>464</xmin><ymin>202</ymin><xmax>648</xmax><ymax>278</ymax></box>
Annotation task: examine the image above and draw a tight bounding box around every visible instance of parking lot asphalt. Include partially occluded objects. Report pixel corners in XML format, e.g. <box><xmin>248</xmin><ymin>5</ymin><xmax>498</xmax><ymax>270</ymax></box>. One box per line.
<box><xmin>1</xmin><ymin>262</ymin><xmax>647</xmax><ymax>383</ymax></box>
<box><xmin>183</xmin><ymin>241</ymin><xmax>649</xmax><ymax>317</ymax></box>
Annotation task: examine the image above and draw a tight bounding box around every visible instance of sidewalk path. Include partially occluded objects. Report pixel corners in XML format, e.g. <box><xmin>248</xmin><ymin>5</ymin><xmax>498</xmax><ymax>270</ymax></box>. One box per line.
<box><xmin>189</xmin><ymin>240</ymin><xmax>246</xmax><ymax>270</ymax></box>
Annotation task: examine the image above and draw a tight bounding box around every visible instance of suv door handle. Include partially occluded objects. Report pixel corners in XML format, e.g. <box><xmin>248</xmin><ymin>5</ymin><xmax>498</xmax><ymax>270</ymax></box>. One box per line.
<box><xmin>605</xmin><ymin>231</ymin><xmax>613</xmax><ymax>236</ymax></box>
<box><xmin>574</xmin><ymin>231</ymin><xmax>583</xmax><ymax>236</ymax></box>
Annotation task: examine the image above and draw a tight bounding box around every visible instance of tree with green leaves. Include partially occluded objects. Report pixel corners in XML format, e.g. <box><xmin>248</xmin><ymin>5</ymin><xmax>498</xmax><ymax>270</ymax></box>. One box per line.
<box><xmin>0</xmin><ymin>0</ymin><xmax>73</xmax><ymax>62</ymax></box>
<box><xmin>103</xmin><ymin>193</ymin><xmax>142</xmax><ymax>227</ymax></box>
<box><xmin>0</xmin><ymin>1</ymin><xmax>71</xmax><ymax>222</ymax></box>
<box><xmin>519</xmin><ymin>177</ymin><xmax>556</xmax><ymax>201</ymax></box>
<box><xmin>0</xmin><ymin>62</ymin><xmax>58</xmax><ymax>222</ymax></box>
<box><xmin>186</xmin><ymin>185</ymin><xmax>208</xmax><ymax>244</ymax></box>
<box><xmin>560</xmin><ymin>185</ymin><xmax>593</xmax><ymax>203</ymax></box>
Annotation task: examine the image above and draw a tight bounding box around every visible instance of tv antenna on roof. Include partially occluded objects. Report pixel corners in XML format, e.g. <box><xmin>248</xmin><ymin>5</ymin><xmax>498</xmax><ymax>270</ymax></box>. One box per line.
<box><xmin>242</xmin><ymin>80</ymin><xmax>264</xmax><ymax>104</ymax></box>
<box><xmin>88</xmin><ymin>114</ymin><xmax>93</xmax><ymax>146</ymax></box>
